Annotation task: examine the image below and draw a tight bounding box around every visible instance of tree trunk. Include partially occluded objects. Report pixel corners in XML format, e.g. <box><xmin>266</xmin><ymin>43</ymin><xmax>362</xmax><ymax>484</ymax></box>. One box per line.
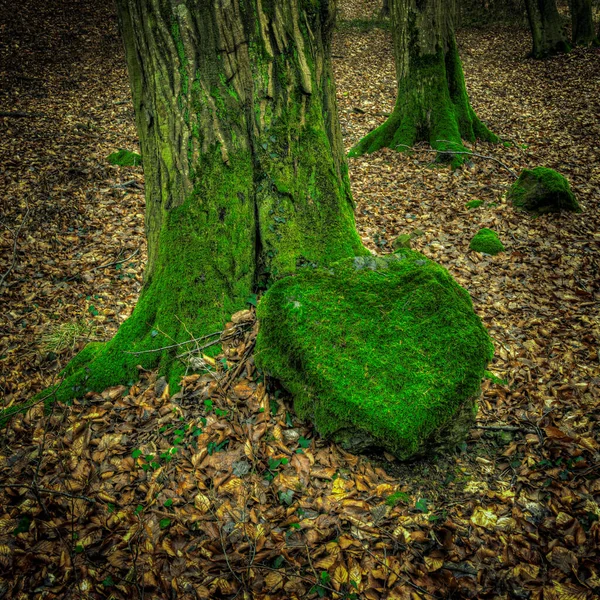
<box><xmin>569</xmin><ymin>0</ymin><xmax>597</xmax><ymax>45</ymax></box>
<box><xmin>524</xmin><ymin>0</ymin><xmax>571</xmax><ymax>57</ymax></box>
<box><xmin>349</xmin><ymin>0</ymin><xmax>496</xmax><ymax>162</ymax></box>
<box><xmin>52</xmin><ymin>0</ymin><xmax>365</xmax><ymax>401</ymax></box>
<box><xmin>380</xmin><ymin>0</ymin><xmax>390</xmax><ymax>18</ymax></box>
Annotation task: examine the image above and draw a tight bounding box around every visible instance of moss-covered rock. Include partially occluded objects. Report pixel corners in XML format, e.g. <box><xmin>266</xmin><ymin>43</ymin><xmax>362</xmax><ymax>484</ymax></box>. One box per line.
<box><xmin>507</xmin><ymin>167</ymin><xmax>580</xmax><ymax>214</ymax></box>
<box><xmin>107</xmin><ymin>149</ymin><xmax>142</xmax><ymax>167</ymax></box>
<box><xmin>255</xmin><ymin>250</ymin><xmax>494</xmax><ymax>460</ymax></box>
<box><xmin>470</xmin><ymin>229</ymin><xmax>504</xmax><ymax>255</ymax></box>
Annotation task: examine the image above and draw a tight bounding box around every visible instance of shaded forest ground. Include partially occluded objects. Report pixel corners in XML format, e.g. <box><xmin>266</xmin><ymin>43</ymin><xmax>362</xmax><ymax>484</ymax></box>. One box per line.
<box><xmin>0</xmin><ymin>1</ymin><xmax>599</xmax><ymax>598</ymax></box>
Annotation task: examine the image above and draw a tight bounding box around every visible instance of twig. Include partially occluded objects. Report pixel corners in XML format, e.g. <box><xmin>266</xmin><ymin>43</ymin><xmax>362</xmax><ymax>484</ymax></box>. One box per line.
<box><xmin>92</xmin><ymin>248</ymin><xmax>140</xmax><ymax>271</ymax></box>
<box><xmin>0</xmin><ymin>198</ymin><xmax>30</xmax><ymax>292</ymax></box>
<box><xmin>175</xmin><ymin>338</ymin><xmax>223</xmax><ymax>359</ymax></box>
<box><xmin>122</xmin><ymin>330</ymin><xmax>223</xmax><ymax>356</ymax></box>
<box><xmin>112</xmin><ymin>180</ymin><xmax>143</xmax><ymax>190</ymax></box>
<box><xmin>0</xmin><ymin>483</ymin><xmax>96</xmax><ymax>503</ymax></box>
<box><xmin>474</xmin><ymin>424</ymin><xmax>527</xmax><ymax>432</ymax></box>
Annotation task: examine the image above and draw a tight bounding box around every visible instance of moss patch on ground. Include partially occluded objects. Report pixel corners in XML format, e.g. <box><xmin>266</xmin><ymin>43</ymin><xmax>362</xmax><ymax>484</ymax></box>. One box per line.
<box><xmin>470</xmin><ymin>228</ymin><xmax>505</xmax><ymax>255</ymax></box>
<box><xmin>256</xmin><ymin>250</ymin><xmax>494</xmax><ymax>460</ymax></box>
<box><xmin>507</xmin><ymin>167</ymin><xmax>580</xmax><ymax>214</ymax></box>
<box><xmin>107</xmin><ymin>149</ymin><xmax>142</xmax><ymax>166</ymax></box>
<box><xmin>465</xmin><ymin>199</ymin><xmax>484</xmax><ymax>209</ymax></box>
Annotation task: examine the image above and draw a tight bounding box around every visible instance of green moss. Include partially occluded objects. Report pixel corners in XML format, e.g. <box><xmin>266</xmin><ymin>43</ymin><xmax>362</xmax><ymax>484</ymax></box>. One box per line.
<box><xmin>47</xmin><ymin>147</ymin><xmax>256</xmax><ymax>403</ymax></box>
<box><xmin>469</xmin><ymin>228</ymin><xmax>505</xmax><ymax>255</ymax></box>
<box><xmin>256</xmin><ymin>250</ymin><xmax>494</xmax><ymax>460</ymax></box>
<box><xmin>508</xmin><ymin>167</ymin><xmax>580</xmax><ymax>214</ymax></box>
<box><xmin>107</xmin><ymin>149</ymin><xmax>142</xmax><ymax>167</ymax></box>
<box><xmin>171</xmin><ymin>20</ymin><xmax>189</xmax><ymax>95</ymax></box>
<box><xmin>255</xmin><ymin>79</ymin><xmax>366</xmax><ymax>281</ymax></box>
<box><xmin>465</xmin><ymin>200</ymin><xmax>484</xmax><ymax>210</ymax></box>
<box><xmin>484</xmin><ymin>370</ymin><xmax>508</xmax><ymax>386</ymax></box>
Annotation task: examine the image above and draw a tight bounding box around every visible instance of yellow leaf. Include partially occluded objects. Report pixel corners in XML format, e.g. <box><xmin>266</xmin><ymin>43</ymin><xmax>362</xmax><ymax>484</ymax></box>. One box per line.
<box><xmin>264</xmin><ymin>571</ymin><xmax>283</xmax><ymax>591</ymax></box>
<box><xmin>551</xmin><ymin>581</ymin><xmax>588</xmax><ymax>600</ymax></box>
<box><xmin>424</xmin><ymin>555</ymin><xmax>444</xmax><ymax>572</ymax></box>
<box><xmin>470</xmin><ymin>507</ymin><xmax>497</xmax><ymax>530</ymax></box>
<box><xmin>315</xmin><ymin>555</ymin><xmax>337</xmax><ymax>570</ymax></box>
<box><xmin>194</xmin><ymin>493</ymin><xmax>211</xmax><ymax>513</ymax></box>
<box><xmin>333</xmin><ymin>564</ymin><xmax>349</xmax><ymax>585</ymax></box>
<box><xmin>162</xmin><ymin>539</ymin><xmax>176</xmax><ymax>557</ymax></box>
<box><xmin>220</xmin><ymin>477</ymin><xmax>243</xmax><ymax>495</ymax></box>
<box><xmin>513</xmin><ymin>563</ymin><xmax>539</xmax><ymax>580</ymax></box>
<box><xmin>331</xmin><ymin>478</ymin><xmax>348</xmax><ymax>500</ymax></box>
<box><xmin>374</xmin><ymin>483</ymin><xmax>394</xmax><ymax>497</ymax></box>
<box><xmin>392</xmin><ymin>525</ymin><xmax>411</xmax><ymax>543</ymax></box>
<box><xmin>348</xmin><ymin>559</ymin><xmax>362</xmax><ymax>590</ymax></box>
<box><xmin>244</xmin><ymin>439</ymin><xmax>254</xmax><ymax>460</ymax></box>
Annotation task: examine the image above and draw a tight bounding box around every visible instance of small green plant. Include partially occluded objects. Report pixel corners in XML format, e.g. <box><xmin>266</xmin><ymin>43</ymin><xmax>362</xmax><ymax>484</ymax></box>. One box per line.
<box><xmin>484</xmin><ymin>370</ymin><xmax>508</xmax><ymax>386</ymax></box>
<box><xmin>278</xmin><ymin>490</ymin><xmax>294</xmax><ymax>506</ymax></box>
<box><xmin>309</xmin><ymin>571</ymin><xmax>332</xmax><ymax>598</ymax></box>
<box><xmin>265</xmin><ymin>457</ymin><xmax>288</xmax><ymax>481</ymax></box>
<box><xmin>415</xmin><ymin>498</ymin><xmax>430</xmax><ymax>513</ymax></box>
<box><xmin>385</xmin><ymin>490</ymin><xmax>410</xmax><ymax>507</ymax></box>
<box><xmin>207</xmin><ymin>439</ymin><xmax>229</xmax><ymax>455</ymax></box>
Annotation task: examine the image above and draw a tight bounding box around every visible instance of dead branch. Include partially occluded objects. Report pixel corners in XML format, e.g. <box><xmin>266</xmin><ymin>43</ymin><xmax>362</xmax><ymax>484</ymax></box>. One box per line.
<box><xmin>0</xmin><ymin>198</ymin><xmax>30</xmax><ymax>293</ymax></box>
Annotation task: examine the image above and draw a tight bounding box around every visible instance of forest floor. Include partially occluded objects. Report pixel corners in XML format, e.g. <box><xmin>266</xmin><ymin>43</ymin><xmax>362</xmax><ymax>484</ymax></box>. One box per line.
<box><xmin>0</xmin><ymin>0</ymin><xmax>599</xmax><ymax>598</ymax></box>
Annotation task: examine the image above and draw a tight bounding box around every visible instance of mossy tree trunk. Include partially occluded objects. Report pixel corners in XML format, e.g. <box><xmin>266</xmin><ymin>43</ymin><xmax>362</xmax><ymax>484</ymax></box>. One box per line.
<box><xmin>349</xmin><ymin>0</ymin><xmax>496</xmax><ymax>162</ymax></box>
<box><xmin>569</xmin><ymin>0</ymin><xmax>597</xmax><ymax>45</ymax></box>
<box><xmin>380</xmin><ymin>0</ymin><xmax>390</xmax><ymax>18</ymax></box>
<box><xmin>524</xmin><ymin>0</ymin><xmax>570</xmax><ymax>57</ymax></box>
<box><xmin>51</xmin><ymin>0</ymin><xmax>365</xmax><ymax>402</ymax></box>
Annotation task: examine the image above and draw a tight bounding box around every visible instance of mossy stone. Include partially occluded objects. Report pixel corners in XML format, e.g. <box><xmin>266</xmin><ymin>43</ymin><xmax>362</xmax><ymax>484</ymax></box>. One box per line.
<box><xmin>107</xmin><ymin>149</ymin><xmax>142</xmax><ymax>167</ymax></box>
<box><xmin>470</xmin><ymin>228</ymin><xmax>504</xmax><ymax>255</ymax></box>
<box><xmin>255</xmin><ymin>250</ymin><xmax>494</xmax><ymax>460</ymax></box>
<box><xmin>507</xmin><ymin>167</ymin><xmax>580</xmax><ymax>214</ymax></box>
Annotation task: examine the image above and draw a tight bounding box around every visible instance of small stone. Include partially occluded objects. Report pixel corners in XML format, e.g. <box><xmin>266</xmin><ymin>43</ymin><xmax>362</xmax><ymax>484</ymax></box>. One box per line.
<box><xmin>507</xmin><ymin>167</ymin><xmax>581</xmax><ymax>214</ymax></box>
<box><xmin>232</xmin><ymin>460</ymin><xmax>251</xmax><ymax>477</ymax></box>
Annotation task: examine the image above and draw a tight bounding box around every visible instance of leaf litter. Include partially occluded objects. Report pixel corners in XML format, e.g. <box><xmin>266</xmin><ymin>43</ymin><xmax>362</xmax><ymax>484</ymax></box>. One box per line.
<box><xmin>1</xmin><ymin>0</ymin><xmax>599</xmax><ymax>598</ymax></box>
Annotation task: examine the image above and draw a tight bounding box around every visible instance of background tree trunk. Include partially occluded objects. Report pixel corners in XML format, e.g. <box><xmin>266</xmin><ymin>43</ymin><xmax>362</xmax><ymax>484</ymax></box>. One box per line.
<box><xmin>52</xmin><ymin>0</ymin><xmax>365</xmax><ymax>401</ymax></box>
<box><xmin>524</xmin><ymin>0</ymin><xmax>571</xmax><ymax>57</ymax></box>
<box><xmin>349</xmin><ymin>0</ymin><xmax>495</xmax><ymax>161</ymax></box>
<box><xmin>380</xmin><ymin>0</ymin><xmax>390</xmax><ymax>18</ymax></box>
<box><xmin>569</xmin><ymin>0</ymin><xmax>597</xmax><ymax>45</ymax></box>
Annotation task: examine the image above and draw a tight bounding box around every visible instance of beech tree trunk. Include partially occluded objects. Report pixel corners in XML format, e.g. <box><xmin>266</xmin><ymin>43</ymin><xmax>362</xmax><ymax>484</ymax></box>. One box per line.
<box><xmin>380</xmin><ymin>0</ymin><xmax>390</xmax><ymax>18</ymax></box>
<box><xmin>524</xmin><ymin>0</ymin><xmax>571</xmax><ymax>57</ymax></box>
<box><xmin>52</xmin><ymin>0</ymin><xmax>365</xmax><ymax>401</ymax></box>
<box><xmin>349</xmin><ymin>0</ymin><xmax>495</xmax><ymax>162</ymax></box>
<box><xmin>569</xmin><ymin>0</ymin><xmax>597</xmax><ymax>45</ymax></box>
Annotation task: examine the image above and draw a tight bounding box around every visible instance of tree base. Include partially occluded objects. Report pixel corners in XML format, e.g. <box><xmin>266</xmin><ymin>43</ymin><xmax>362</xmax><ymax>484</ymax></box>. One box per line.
<box><xmin>349</xmin><ymin>39</ymin><xmax>497</xmax><ymax>166</ymax></box>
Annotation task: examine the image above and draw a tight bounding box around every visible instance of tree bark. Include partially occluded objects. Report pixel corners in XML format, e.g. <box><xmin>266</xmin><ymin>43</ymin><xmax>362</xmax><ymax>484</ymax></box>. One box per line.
<box><xmin>380</xmin><ymin>0</ymin><xmax>390</xmax><ymax>18</ymax></box>
<box><xmin>349</xmin><ymin>0</ymin><xmax>495</xmax><ymax>162</ymax></box>
<box><xmin>51</xmin><ymin>0</ymin><xmax>365</xmax><ymax>401</ymax></box>
<box><xmin>524</xmin><ymin>0</ymin><xmax>571</xmax><ymax>57</ymax></box>
<box><xmin>569</xmin><ymin>0</ymin><xmax>597</xmax><ymax>45</ymax></box>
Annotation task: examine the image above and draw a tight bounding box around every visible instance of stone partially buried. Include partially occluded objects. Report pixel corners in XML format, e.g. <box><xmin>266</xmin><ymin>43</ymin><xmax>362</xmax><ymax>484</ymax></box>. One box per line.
<box><xmin>508</xmin><ymin>167</ymin><xmax>580</xmax><ymax>214</ymax></box>
<box><xmin>256</xmin><ymin>250</ymin><xmax>494</xmax><ymax>460</ymax></box>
